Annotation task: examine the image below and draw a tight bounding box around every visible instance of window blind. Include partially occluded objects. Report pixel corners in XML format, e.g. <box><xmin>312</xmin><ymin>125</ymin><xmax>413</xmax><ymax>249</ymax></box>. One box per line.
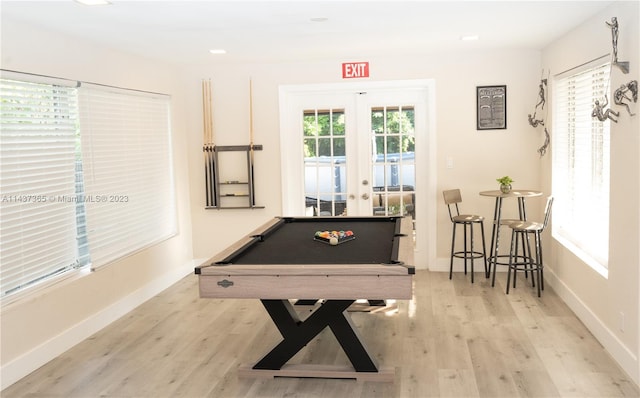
<box><xmin>78</xmin><ymin>84</ymin><xmax>176</xmax><ymax>268</ymax></box>
<box><xmin>553</xmin><ymin>60</ymin><xmax>610</xmax><ymax>269</ymax></box>
<box><xmin>0</xmin><ymin>78</ymin><xmax>86</xmax><ymax>297</ymax></box>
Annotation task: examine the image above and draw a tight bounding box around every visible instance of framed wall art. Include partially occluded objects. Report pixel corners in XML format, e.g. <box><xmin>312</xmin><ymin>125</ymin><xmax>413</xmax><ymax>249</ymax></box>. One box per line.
<box><xmin>476</xmin><ymin>85</ymin><xmax>507</xmax><ymax>130</ymax></box>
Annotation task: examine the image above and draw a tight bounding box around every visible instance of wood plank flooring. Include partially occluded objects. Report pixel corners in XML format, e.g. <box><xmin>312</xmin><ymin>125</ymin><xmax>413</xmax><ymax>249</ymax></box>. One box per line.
<box><xmin>3</xmin><ymin>271</ymin><xmax>639</xmax><ymax>397</ymax></box>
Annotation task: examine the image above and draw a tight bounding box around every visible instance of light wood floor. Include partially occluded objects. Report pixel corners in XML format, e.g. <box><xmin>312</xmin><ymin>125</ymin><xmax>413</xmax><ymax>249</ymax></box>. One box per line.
<box><xmin>3</xmin><ymin>270</ymin><xmax>639</xmax><ymax>398</ymax></box>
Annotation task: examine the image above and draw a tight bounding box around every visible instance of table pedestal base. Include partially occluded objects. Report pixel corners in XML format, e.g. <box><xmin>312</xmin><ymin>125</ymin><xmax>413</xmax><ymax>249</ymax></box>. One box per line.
<box><xmin>238</xmin><ymin>364</ymin><xmax>395</xmax><ymax>382</ymax></box>
<box><xmin>255</xmin><ymin>299</ymin><xmax>378</xmax><ymax>370</ymax></box>
<box><xmin>244</xmin><ymin>299</ymin><xmax>396</xmax><ymax>381</ymax></box>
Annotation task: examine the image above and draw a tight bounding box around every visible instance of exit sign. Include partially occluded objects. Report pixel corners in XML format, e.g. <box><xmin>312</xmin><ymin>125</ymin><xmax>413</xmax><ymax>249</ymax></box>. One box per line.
<box><xmin>342</xmin><ymin>62</ymin><xmax>369</xmax><ymax>79</ymax></box>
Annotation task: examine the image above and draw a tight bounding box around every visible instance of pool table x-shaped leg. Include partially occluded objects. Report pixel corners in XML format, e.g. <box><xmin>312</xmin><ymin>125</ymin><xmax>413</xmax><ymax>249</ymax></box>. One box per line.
<box><xmin>253</xmin><ymin>299</ymin><xmax>379</xmax><ymax>372</ymax></box>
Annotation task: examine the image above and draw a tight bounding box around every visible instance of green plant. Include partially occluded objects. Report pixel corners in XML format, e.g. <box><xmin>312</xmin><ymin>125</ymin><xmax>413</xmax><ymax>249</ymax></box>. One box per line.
<box><xmin>496</xmin><ymin>176</ymin><xmax>514</xmax><ymax>185</ymax></box>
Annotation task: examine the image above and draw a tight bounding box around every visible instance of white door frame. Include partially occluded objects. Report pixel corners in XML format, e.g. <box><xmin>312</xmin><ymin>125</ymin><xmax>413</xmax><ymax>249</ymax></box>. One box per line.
<box><xmin>278</xmin><ymin>79</ymin><xmax>436</xmax><ymax>270</ymax></box>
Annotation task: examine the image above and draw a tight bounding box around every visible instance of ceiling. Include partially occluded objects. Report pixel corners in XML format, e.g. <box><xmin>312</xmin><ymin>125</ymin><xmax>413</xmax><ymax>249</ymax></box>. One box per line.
<box><xmin>1</xmin><ymin>1</ymin><xmax>615</xmax><ymax>66</ymax></box>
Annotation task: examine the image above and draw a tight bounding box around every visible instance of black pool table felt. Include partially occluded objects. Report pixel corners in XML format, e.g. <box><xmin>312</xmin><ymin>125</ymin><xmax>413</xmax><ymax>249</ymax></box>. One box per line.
<box><xmin>221</xmin><ymin>218</ymin><xmax>401</xmax><ymax>265</ymax></box>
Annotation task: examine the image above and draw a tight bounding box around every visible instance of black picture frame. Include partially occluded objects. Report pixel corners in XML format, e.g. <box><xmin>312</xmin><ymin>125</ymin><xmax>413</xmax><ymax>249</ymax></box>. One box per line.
<box><xmin>476</xmin><ymin>85</ymin><xmax>507</xmax><ymax>130</ymax></box>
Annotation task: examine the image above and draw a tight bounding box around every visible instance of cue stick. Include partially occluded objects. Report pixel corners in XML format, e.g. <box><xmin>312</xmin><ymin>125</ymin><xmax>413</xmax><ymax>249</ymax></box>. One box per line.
<box><xmin>208</xmin><ymin>79</ymin><xmax>216</xmax><ymax>207</ymax></box>
<box><xmin>248</xmin><ymin>78</ymin><xmax>256</xmax><ymax>206</ymax></box>
<box><xmin>202</xmin><ymin>80</ymin><xmax>210</xmax><ymax>207</ymax></box>
<box><xmin>202</xmin><ymin>79</ymin><xmax>216</xmax><ymax>207</ymax></box>
<box><xmin>208</xmin><ymin>79</ymin><xmax>217</xmax><ymax>207</ymax></box>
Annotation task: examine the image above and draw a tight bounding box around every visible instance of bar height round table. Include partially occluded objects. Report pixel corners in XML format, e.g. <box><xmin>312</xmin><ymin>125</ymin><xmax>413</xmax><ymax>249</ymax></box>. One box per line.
<box><xmin>479</xmin><ymin>189</ymin><xmax>542</xmax><ymax>284</ymax></box>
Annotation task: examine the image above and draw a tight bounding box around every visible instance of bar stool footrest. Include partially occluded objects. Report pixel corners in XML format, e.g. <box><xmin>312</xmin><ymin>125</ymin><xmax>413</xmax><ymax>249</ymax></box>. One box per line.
<box><xmin>508</xmin><ymin>260</ymin><xmax>541</xmax><ymax>271</ymax></box>
<box><xmin>452</xmin><ymin>251</ymin><xmax>486</xmax><ymax>260</ymax></box>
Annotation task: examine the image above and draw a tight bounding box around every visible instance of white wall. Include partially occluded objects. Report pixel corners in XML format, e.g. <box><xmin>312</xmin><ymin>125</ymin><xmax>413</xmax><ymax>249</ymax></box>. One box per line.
<box><xmin>182</xmin><ymin>49</ymin><xmax>543</xmax><ymax>269</ymax></box>
<box><xmin>0</xmin><ymin>19</ymin><xmax>194</xmax><ymax>388</ymax></box>
<box><xmin>541</xmin><ymin>1</ymin><xmax>640</xmax><ymax>385</ymax></box>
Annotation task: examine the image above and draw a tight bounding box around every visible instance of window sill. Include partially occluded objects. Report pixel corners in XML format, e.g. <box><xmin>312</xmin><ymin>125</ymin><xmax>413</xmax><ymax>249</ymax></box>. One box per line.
<box><xmin>553</xmin><ymin>232</ymin><xmax>608</xmax><ymax>279</ymax></box>
<box><xmin>1</xmin><ymin>267</ymin><xmax>92</xmax><ymax>312</ymax></box>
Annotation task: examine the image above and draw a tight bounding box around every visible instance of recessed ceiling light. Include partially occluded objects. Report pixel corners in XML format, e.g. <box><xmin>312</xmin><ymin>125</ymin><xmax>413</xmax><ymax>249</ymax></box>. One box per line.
<box><xmin>75</xmin><ymin>0</ymin><xmax>111</xmax><ymax>5</ymax></box>
<box><xmin>461</xmin><ymin>35</ymin><xmax>479</xmax><ymax>41</ymax></box>
<box><xmin>310</xmin><ymin>17</ymin><xmax>329</xmax><ymax>22</ymax></box>
<box><xmin>209</xmin><ymin>49</ymin><xmax>227</xmax><ymax>55</ymax></box>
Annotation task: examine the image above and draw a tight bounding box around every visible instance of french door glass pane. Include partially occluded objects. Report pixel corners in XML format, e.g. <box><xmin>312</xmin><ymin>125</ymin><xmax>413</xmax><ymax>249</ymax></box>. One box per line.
<box><xmin>318</xmin><ymin>138</ymin><xmax>331</xmax><ymax>157</ymax></box>
<box><xmin>303</xmin><ymin>109</ymin><xmax>347</xmax><ymax>216</ymax></box>
<box><xmin>303</xmin><ymin>138</ymin><xmax>316</xmax><ymax>156</ymax></box>
<box><xmin>371</xmin><ymin>106</ymin><xmax>416</xmax><ymax>219</ymax></box>
<box><xmin>333</xmin><ymin>137</ymin><xmax>345</xmax><ymax>156</ymax></box>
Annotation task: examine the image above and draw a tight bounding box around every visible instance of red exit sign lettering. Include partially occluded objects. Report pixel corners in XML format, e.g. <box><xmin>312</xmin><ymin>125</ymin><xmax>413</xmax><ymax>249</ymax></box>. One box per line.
<box><xmin>342</xmin><ymin>62</ymin><xmax>369</xmax><ymax>79</ymax></box>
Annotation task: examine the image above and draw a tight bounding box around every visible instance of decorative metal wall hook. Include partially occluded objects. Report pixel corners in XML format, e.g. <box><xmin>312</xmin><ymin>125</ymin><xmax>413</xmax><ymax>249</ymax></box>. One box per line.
<box><xmin>528</xmin><ymin>72</ymin><xmax>550</xmax><ymax>156</ymax></box>
<box><xmin>614</xmin><ymin>80</ymin><xmax>638</xmax><ymax>116</ymax></box>
<box><xmin>538</xmin><ymin>127</ymin><xmax>550</xmax><ymax>157</ymax></box>
<box><xmin>592</xmin><ymin>95</ymin><xmax>619</xmax><ymax>123</ymax></box>
<box><xmin>606</xmin><ymin>17</ymin><xmax>630</xmax><ymax>74</ymax></box>
<box><xmin>528</xmin><ymin>77</ymin><xmax>548</xmax><ymax>124</ymax></box>
<box><xmin>528</xmin><ymin>114</ymin><xmax>544</xmax><ymax>128</ymax></box>
<box><xmin>536</xmin><ymin>79</ymin><xmax>547</xmax><ymax>110</ymax></box>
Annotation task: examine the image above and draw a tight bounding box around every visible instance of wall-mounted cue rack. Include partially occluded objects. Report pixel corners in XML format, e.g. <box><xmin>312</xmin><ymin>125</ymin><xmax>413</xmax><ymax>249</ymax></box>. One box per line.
<box><xmin>204</xmin><ymin>144</ymin><xmax>264</xmax><ymax>209</ymax></box>
<box><xmin>202</xmin><ymin>79</ymin><xmax>263</xmax><ymax>209</ymax></box>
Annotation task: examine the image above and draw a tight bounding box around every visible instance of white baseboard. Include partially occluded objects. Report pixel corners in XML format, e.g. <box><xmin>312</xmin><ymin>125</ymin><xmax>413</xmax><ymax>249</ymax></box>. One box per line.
<box><xmin>544</xmin><ymin>268</ymin><xmax>639</xmax><ymax>386</ymax></box>
<box><xmin>1</xmin><ymin>260</ymin><xmax>196</xmax><ymax>390</ymax></box>
<box><xmin>433</xmin><ymin>256</ymin><xmax>638</xmax><ymax>386</ymax></box>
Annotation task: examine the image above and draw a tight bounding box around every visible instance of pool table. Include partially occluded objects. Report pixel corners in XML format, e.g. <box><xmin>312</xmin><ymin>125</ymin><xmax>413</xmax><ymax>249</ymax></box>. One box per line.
<box><xmin>195</xmin><ymin>216</ymin><xmax>414</xmax><ymax>381</ymax></box>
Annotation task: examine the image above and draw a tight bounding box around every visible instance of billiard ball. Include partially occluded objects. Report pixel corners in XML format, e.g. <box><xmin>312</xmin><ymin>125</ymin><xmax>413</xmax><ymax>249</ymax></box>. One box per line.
<box><xmin>329</xmin><ymin>237</ymin><xmax>338</xmax><ymax>245</ymax></box>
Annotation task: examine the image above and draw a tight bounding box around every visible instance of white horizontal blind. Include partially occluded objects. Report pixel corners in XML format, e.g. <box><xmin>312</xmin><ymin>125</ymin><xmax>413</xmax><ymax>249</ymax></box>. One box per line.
<box><xmin>0</xmin><ymin>78</ymin><xmax>86</xmax><ymax>297</ymax></box>
<box><xmin>553</xmin><ymin>61</ymin><xmax>610</xmax><ymax>268</ymax></box>
<box><xmin>78</xmin><ymin>84</ymin><xmax>175</xmax><ymax>268</ymax></box>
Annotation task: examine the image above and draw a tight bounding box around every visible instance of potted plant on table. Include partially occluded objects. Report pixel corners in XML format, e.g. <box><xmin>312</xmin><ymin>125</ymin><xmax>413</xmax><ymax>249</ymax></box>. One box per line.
<box><xmin>496</xmin><ymin>176</ymin><xmax>514</xmax><ymax>193</ymax></box>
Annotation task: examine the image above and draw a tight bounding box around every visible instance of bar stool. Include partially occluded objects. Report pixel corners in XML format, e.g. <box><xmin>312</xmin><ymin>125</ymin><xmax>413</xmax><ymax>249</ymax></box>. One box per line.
<box><xmin>506</xmin><ymin>196</ymin><xmax>553</xmax><ymax>297</ymax></box>
<box><xmin>443</xmin><ymin>189</ymin><xmax>488</xmax><ymax>283</ymax></box>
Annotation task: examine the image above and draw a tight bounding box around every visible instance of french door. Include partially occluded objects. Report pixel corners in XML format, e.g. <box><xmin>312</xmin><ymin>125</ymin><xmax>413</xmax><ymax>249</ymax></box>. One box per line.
<box><xmin>279</xmin><ymin>80</ymin><xmax>435</xmax><ymax>260</ymax></box>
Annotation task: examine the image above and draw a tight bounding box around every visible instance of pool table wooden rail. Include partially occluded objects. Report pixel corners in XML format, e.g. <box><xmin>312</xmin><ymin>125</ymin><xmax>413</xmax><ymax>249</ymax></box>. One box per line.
<box><xmin>198</xmin><ymin>269</ymin><xmax>412</xmax><ymax>300</ymax></box>
<box><xmin>196</xmin><ymin>216</ymin><xmax>414</xmax><ymax>300</ymax></box>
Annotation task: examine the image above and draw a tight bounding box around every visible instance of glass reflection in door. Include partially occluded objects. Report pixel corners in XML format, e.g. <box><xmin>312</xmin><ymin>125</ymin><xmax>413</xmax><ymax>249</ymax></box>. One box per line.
<box><xmin>371</xmin><ymin>106</ymin><xmax>416</xmax><ymax>220</ymax></box>
<box><xmin>303</xmin><ymin>109</ymin><xmax>347</xmax><ymax>216</ymax></box>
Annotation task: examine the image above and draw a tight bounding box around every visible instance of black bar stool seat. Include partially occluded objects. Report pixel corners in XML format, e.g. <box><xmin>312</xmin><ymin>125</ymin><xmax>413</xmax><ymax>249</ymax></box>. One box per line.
<box><xmin>506</xmin><ymin>196</ymin><xmax>553</xmax><ymax>297</ymax></box>
<box><xmin>443</xmin><ymin>189</ymin><xmax>488</xmax><ymax>283</ymax></box>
